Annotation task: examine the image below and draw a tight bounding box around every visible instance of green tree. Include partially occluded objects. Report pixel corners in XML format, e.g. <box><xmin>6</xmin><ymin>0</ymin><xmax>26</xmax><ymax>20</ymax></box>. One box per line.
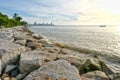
<box><xmin>0</xmin><ymin>12</ymin><xmax>27</xmax><ymax>28</ymax></box>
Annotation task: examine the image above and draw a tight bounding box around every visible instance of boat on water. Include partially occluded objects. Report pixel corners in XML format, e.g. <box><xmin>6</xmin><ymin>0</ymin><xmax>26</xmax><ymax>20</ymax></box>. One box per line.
<box><xmin>100</xmin><ymin>25</ymin><xmax>106</xmax><ymax>27</ymax></box>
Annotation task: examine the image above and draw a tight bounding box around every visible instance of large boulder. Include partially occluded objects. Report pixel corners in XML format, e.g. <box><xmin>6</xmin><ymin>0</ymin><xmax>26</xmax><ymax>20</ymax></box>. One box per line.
<box><xmin>24</xmin><ymin>59</ymin><xmax>82</xmax><ymax>80</ymax></box>
<box><xmin>81</xmin><ymin>70</ymin><xmax>109</xmax><ymax>80</ymax></box>
<box><xmin>19</xmin><ymin>50</ymin><xmax>57</xmax><ymax>73</ymax></box>
<box><xmin>0</xmin><ymin>42</ymin><xmax>26</xmax><ymax>75</ymax></box>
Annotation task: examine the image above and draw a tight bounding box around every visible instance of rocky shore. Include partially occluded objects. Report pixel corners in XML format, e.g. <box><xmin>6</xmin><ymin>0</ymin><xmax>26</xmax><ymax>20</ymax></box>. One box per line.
<box><xmin>0</xmin><ymin>26</ymin><xmax>120</xmax><ymax>80</ymax></box>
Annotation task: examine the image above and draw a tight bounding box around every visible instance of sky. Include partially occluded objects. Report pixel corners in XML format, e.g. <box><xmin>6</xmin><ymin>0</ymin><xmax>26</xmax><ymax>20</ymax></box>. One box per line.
<box><xmin>0</xmin><ymin>0</ymin><xmax>120</xmax><ymax>25</ymax></box>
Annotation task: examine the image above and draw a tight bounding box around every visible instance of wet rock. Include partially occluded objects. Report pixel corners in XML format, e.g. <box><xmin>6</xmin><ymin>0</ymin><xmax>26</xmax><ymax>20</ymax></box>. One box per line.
<box><xmin>19</xmin><ymin>50</ymin><xmax>57</xmax><ymax>73</ymax></box>
<box><xmin>26</xmin><ymin>42</ymin><xmax>42</xmax><ymax>50</ymax></box>
<box><xmin>4</xmin><ymin>65</ymin><xmax>17</xmax><ymax>74</ymax></box>
<box><xmin>81</xmin><ymin>70</ymin><xmax>109</xmax><ymax>80</ymax></box>
<box><xmin>14</xmin><ymin>40</ymin><xmax>26</xmax><ymax>46</ymax></box>
<box><xmin>32</xmin><ymin>33</ymin><xmax>43</xmax><ymax>39</ymax></box>
<box><xmin>24</xmin><ymin>59</ymin><xmax>82</xmax><ymax>80</ymax></box>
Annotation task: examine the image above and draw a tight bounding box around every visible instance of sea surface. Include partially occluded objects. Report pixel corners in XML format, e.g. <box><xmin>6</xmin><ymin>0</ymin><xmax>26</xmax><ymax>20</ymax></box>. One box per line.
<box><xmin>29</xmin><ymin>25</ymin><xmax>120</xmax><ymax>73</ymax></box>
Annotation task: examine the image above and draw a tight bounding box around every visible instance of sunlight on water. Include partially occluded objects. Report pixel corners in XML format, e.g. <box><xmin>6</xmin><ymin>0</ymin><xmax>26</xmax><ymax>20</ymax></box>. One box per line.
<box><xmin>30</xmin><ymin>25</ymin><xmax>120</xmax><ymax>56</ymax></box>
<box><xmin>30</xmin><ymin>25</ymin><xmax>120</xmax><ymax>73</ymax></box>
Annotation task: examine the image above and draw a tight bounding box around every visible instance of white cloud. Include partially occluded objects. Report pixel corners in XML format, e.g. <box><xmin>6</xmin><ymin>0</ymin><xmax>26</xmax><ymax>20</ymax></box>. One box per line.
<box><xmin>2</xmin><ymin>0</ymin><xmax>120</xmax><ymax>25</ymax></box>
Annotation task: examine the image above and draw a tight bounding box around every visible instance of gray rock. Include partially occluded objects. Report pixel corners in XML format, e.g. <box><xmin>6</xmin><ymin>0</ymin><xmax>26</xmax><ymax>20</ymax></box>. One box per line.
<box><xmin>113</xmin><ymin>73</ymin><xmax>120</xmax><ymax>80</ymax></box>
<box><xmin>19</xmin><ymin>50</ymin><xmax>57</xmax><ymax>73</ymax></box>
<box><xmin>0</xmin><ymin>59</ymin><xmax>2</xmax><ymax>75</ymax></box>
<box><xmin>0</xmin><ymin>32</ymin><xmax>13</xmax><ymax>39</ymax></box>
<box><xmin>14</xmin><ymin>40</ymin><xmax>26</xmax><ymax>46</ymax></box>
<box><xmin>24</xmin><ymin>59</ymin><xmax>82</xmax><ymax>80</ymax></box>
<box><xmin>0</xmin><ymin>42</ymin><xmax>26</xmax><ymax>75</ymax></box>
<box><xmin>16</xmin><ymin>73</ymin><xmax>27</xmax><ymax>80</ymax></box>
<box><xmin>32</xmin><ymin>33</ymin><xmax>43</xmax><ymax>39</ymax></box>
<box><xmin>60</xmin><ymin>56</ymin><xmax>82</xmax><ymax>67</ymax></box>
<box><xmin>81</xmin><ymin>70</ymin><xmax>109</xmax><ymax>80</ymax></box>
<box><xmin>43</xmin><ymin>46</ymin><xmax>60</xmax><ymax>53</ymax></box>
<box><xmin>39</xmin><ymin>39</ymin><xmax>52</xmax><ymax>47</ymax></box>
<box><xmin>26</xmin><ymin>42</ymin><xmax>42</xmax><ymax>50</ymax></box>
<box><xmin>4</xmin><ymin>65</ymin><xmax>17</xmax><ymax>74</ymax></box>
<box><xmin>59</xmin><ymin>48</ymin><xmax>73</xmax><ymax>54</ymax></box>
<box><xmin>10</xmin><ymin>68</ymin><xmax>19</xmax><ymax>77</ymax></box>
<box><xmin>80</xmin><ymin>58</ymin><xmax>101</xmax><ymax>73</ymax></box>
<box><xmin>100</xmin><ymin>61</ymin><xmax>114</xmax><ymax>79</ymax></box>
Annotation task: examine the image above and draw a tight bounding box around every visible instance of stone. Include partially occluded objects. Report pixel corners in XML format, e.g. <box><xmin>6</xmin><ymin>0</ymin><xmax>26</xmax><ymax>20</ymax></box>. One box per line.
<box><xmin>10</xmin><ymin>77</ymin><xmax>16</xmax><ymax>80</ymax></box>
<box><xmin>0</xmin><ymin>59</ymin><xmax>2</xmax><ymax>75</ymax></box>
<box><xmin>13</xmin><ymin>33</ymin><xmax>31</xmax><ymax>41</ymax></box>
<box><xmin>80</xmin><ymin>58</ymin><xmax>101</xmax><ymax>73</ymax></box>
<box><xmin>43</xmin><ymin>46</ymin><xmax>60</xmax><ymax>53</ymax></box>
<box><xmin>60</xmin><ymin>56</ymin><xmax>82</xmax><ymax>67</ymax></box>
<box><xmin>26</xmin><ymin>42</ymin><xmax>42</xmax><ymax>50</ymax></box>
<box><xmin>14</xmin><ymin>40</ymin><xmax>26</xmax><ymax>46</ymax></box>
<box><xmin>25</xmin><ymin>47</ymin><xmax>32</xmax><ymax>52</ymax></box>
<box><xmin>2</xmin><ymin>77</ymin><xmax>10</xmax><ymax>80</ymax></box>
<box><xmin>59</xmin><ymin>48</ymin><xmax>73</xmax><ymax>54</ymax></box>
<box><xmin>10</xmin><ymin>68</ymin><xmax>19</xmax><ymax>77</ymax></box>
<box><xmin>19</xmin><ymin>50</ymin><xmax>57</xmax><ymax>73</ymax></box>
<box><xmin>1</xmin><ymin>74</ymin><xmax>9</xmax><ymax>80</ymax></box>
<box><xmin>0</xmin><ymin>42</ymin><xmax>26</xmax><ymax>75</ymax></box>
<box><xmin>4</xmin><ymin>65</ymin><xmax>17</xmax><ymax>74</ymax></box>
<box><xmin>113</xmin><ymin>73</ymin><xmax>120</xmax><ymax>80</ymax></box>
<box><xmin>39</xmin><ymin>39</ymin><xmax>52</xmax><ymax>47</ymax></box>
<box><xmin>23</xmin><ymin>59</ymin><xmax>82</xmax><ymax>80</ymax></box>
<box><xmin>32</xmin><ymin>33</ymin><xmax>43</xmax><ymax>39</ymax></box>
<box><xmin>100</xmin><ymin>61</ymin><xmax>114</xmax><ymax>79</ymax></box>
<box><xmin>0</xmin><ymin>32</ymin><xmax>13</xmax><ymax>39</ymax></box>
<box><xmin>81</xmin><ymin>70</ymin><xmax>109</xmax><ymax>80</ymax></box>
<box><xmin>16</xmin><ymin>73</ymin><xmax>27</xmax><ymax>80</ymax></box>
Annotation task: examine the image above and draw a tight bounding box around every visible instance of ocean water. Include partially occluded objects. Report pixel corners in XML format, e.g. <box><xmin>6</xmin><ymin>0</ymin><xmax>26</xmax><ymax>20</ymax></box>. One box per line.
<box><xmin>29</xmin><ymin>25</ymin><xmax>120</xmax><ymax>73</ymax></box>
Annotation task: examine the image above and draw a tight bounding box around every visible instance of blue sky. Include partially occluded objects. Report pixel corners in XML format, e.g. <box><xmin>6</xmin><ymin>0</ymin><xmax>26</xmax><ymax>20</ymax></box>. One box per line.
<box><xmin>0</xmin><ymin>0</ymin><xmax>120</xmax><ymax>25</ymax></box>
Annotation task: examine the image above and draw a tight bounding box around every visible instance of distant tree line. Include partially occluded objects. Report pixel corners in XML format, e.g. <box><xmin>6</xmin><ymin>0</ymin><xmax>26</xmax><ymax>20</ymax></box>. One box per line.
<box><xmin>0</xmin><ymin>12</ymin><xmax>27</xmax><ymax>28</ymax></box>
